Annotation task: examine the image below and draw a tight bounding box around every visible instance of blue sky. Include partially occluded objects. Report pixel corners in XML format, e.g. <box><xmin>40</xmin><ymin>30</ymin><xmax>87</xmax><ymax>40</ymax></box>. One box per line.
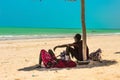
<box><xmin>0</xmin><ymin>0</ymin><xmax>120</xmax><ymax>29</ymax></box>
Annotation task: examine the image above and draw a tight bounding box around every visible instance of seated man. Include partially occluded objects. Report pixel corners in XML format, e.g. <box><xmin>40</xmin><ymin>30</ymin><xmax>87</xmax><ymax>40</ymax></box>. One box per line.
<box><xmin>54</xmin><ymin>34</ymin><xmax>89</xmax><ymax>61</ymax></box>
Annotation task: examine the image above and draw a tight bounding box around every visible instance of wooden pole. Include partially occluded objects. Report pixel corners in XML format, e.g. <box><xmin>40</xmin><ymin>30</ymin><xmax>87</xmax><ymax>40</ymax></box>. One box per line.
<box><xmin>81</xmin><ymin>0</ymin><xmax>87</xmax><ymax>61</ymax></box>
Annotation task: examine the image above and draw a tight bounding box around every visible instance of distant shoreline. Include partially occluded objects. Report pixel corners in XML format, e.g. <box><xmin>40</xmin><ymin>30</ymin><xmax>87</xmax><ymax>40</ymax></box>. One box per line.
<box><xmin>0</xmin><ymin>27</ymin><xmax>120</xmax><ymax>41</ymax></box>
<box><xmin>0</xmin><ymin>33</ymin><xmax>120</xmax><ymax>41</ymax></box>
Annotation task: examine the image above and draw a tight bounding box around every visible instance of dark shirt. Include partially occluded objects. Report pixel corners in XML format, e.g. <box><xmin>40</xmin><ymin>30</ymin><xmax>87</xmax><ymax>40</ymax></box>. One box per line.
<box><xmin>73</xmin><ymin>40</ymin><xmax>89</xmax><ymax>60</ymax></box>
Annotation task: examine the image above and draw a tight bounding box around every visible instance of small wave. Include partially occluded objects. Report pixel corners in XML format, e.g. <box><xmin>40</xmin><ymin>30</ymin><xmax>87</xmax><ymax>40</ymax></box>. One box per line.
<box><xmin>0</xmin><ymin>32</ymin><xmax>120</xmax><ymax>41</ymax></box>
<box><xmin>0</xmin><ymin>34</ymin><xmax>73</xmax><ymax>41</ymax></box>
<box><xmin>88</xmin><ymin>32</ymin><xmax>120</xmax><ymax>36</ymax></box>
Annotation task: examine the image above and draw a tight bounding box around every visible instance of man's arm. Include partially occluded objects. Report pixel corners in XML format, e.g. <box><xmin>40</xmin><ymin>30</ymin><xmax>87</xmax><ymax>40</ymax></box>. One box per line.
<box><xmin>53</xmin><ymin>43</ymin><xmax>77</xmax><ymax>51</ymax></box>
<box><xmin>53</xmin><ymin>44</ymin><xmax>68</xmax><ymax>51</ymax></box>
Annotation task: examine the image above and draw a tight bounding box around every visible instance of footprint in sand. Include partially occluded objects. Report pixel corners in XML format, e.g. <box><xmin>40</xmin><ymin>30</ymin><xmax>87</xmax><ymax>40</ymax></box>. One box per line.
<box><xmin>15</xmin><ymin>79</ymin><xmax>20</xmax><ymax>80</ymax></box>
<box><xmin>96</xmin><ymin>71</ymin><xmax>104</xmax><ymax>74</ymax></box>
<box><xmin>116</xmin><ymin>75</ymin><xmax>120</xmax><ymax>78</ymax></box>
<box><xmin>25</xmin><ymin>59</ymin><xmax>29</xmax><ymax>62</ymax></box>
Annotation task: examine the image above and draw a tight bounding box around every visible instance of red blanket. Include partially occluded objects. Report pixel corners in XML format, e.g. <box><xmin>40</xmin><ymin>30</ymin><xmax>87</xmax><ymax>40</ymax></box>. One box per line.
<box><xmin>54</xmin><ymin>59</ymin><xmax>76</xmax><ymax>68</ymax></box>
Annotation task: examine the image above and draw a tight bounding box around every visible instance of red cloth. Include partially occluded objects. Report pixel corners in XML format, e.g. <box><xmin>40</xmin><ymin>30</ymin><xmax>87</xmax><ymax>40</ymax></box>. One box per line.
<box><xmin>65</xmin><ymin>60</ymin><xmax>77</xmax><ymax>68</ymax></box>
<box><xmin>54</xmin><ymin>60</ymin><xmax>76</xmax><ymax>68</ymax></box>
<box><xmin>40</xmin><ymin>49</ymin><xmax>55</xmax><ymax>67</ymax></box>
<box><xmin>40</xmin><ymin>49</ymin><xmax>76</xmax><ymax>68</ymax></box>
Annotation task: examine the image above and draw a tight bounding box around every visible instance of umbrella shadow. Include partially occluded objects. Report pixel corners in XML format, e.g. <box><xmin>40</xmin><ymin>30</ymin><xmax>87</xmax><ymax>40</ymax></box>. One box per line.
<box><xmin>18</xmin><ymin>60</ymin><xmax>117</xmax><ymax>72</ymax></box>
<box><xmin>76</xmin><ymin>60</ymin><xmax>117</xmax><ymax>69</ymax></box>
<box><xmin>18</xmin><ymin>64</ymin><xmax>40</xmax><ymax>71</ymax></box>
<box><xmin>18</xmin><ymin>64</ymin><xmax>64</xmax><ymax>72</ymax></box>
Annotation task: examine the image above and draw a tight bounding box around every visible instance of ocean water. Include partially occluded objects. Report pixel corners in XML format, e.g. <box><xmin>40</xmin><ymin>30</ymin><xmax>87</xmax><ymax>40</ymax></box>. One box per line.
<box><xmin>0</xmin><ymin>27</ymin><xmax>120</xmax><ymax>40</ymax></box>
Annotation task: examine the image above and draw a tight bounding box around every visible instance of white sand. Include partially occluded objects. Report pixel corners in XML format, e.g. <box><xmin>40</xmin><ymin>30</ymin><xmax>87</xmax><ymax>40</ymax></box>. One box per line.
<box><xmin>0</xmin><ymin>35</ymin><xmax>120</xmax><ymax>80</ymax></box>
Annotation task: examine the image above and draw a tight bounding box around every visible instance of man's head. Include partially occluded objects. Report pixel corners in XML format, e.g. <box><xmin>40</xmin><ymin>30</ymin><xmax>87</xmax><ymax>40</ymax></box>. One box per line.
<box><xmin>74</xmin><ymin>34</ymin><xmax>81</xmax><ymax>42</ymax></box>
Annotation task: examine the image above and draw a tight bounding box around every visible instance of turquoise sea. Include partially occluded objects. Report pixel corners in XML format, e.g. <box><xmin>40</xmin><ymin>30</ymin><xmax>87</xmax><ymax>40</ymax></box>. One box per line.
<box><xmin>0</xmin><ymin>27</ymin><xmax>120</xmax><ymax>40</ymax></box>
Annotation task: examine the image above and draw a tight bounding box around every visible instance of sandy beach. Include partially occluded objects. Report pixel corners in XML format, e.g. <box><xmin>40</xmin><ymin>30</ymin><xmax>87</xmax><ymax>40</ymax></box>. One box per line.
<box><xmin>0</xmin><ymin>35</ymin><xmax>120</xmax><ymax>80</ymax></box>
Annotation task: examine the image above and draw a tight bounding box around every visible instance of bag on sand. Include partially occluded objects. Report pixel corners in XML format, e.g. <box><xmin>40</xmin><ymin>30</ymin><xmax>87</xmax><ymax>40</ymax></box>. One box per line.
<box><xmin>89</xmin><ymin>49</ymin><xmax>102</xmax><ymax>62</ymax></box>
